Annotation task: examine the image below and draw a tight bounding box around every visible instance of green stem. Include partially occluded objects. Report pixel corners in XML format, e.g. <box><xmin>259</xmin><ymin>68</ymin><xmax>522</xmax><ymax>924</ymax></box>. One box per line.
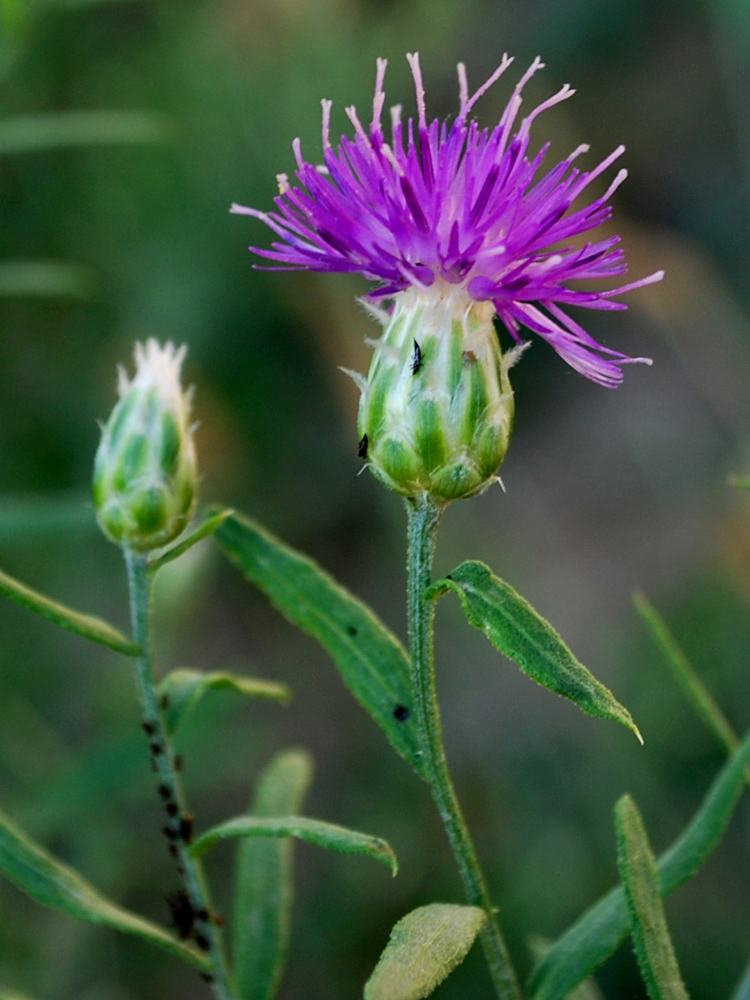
<box><xmin>406</xmin><ymin>497</ymin><xmax>522</xmax><ymax>1000</ymax></box>
<box><xmin>124</xmin><ymin>549</ymin><xmax>236</xmax><ymax>1000</ymax></box>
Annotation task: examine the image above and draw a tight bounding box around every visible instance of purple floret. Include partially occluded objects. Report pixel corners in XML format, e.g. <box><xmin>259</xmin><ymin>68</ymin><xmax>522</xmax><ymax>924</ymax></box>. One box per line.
<box><xmin>232</xmin><ymin>54</ymin><xmax>663</xmax><ymax>387</ymax></box>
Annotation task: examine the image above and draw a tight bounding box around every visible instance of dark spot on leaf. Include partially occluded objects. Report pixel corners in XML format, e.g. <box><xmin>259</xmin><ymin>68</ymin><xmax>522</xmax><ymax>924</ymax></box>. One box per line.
<box><xmin>347</xmin><ymin>625</ymin><xmax>358</xmax><ymax>636</ymax></box>
<box><xmin>393</xmin><ymin>704</ymin><xmax>409</xmax><ymax>721</ymax></box>
<box><xmin>174</xmin><ymin>754</ymin><xmax>183</xmax><ymax>771</ymax></box>
<box><xmin>161</xmin><ymin>693</ymin><xmax>170</xmax><ymax>709</ymax></box>
<box><xmin>166</xmin><ymin>802</ymin><xmax>179</xmax><ymax>817</ymax></box>
<box><xmin>157</xmin><ymin>784</ymin><xmax>171</xmax><ymax>800</ymax></box>
<box><xmin>142</xmin><ymin>721</ymin><xmax>155</xmax><ymax>736</ymax></box>
<box><xmin>195</xmin><ymin>933</ymin><xmax>210</xmax><ymax>951</ymax></box>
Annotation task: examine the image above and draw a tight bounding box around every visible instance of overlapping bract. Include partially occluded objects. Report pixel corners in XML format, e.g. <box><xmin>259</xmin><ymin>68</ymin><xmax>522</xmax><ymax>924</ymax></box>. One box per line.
<box><xmin>234</xmin><ymin>54</ymin><xmax>662</xmax><ymax>387</ymax></box>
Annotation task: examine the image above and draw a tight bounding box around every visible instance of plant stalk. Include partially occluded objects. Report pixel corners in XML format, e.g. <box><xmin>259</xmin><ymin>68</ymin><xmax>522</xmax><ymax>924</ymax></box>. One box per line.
<box><xmin>406</xmin><ymin>497</ymin><xmax>522</xmax><ymax>1000</ymax></box>
<box><xmin>125</xmin><ymin>549</ymin><xmax>236</xmax><ymax>1000</ymax></box>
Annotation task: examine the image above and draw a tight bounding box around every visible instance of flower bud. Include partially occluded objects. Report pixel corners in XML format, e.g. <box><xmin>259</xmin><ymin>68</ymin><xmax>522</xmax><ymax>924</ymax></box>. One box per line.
<box><xmin>357</xmin><ymin>286</ymin><xmax>516</xmax><ymax>502</ymax></box>
<box><xmin>93</xmin><ymin>339</ymin><xmax>197</xmax><ymax>551</ymax></box>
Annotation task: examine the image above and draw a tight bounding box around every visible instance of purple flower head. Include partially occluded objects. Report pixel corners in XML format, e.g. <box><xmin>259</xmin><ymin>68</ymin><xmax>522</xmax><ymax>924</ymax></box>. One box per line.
<box><xmin>232</xmin><ymin>54</ymin><xmax>663</xmax><ymax>387</ymax></box>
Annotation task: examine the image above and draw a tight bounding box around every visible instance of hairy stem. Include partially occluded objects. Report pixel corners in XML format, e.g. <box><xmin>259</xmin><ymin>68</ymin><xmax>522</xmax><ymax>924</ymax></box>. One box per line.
<box><xmin>406</xmin><ymin>497</ymin><xmax>522</xmax><ymax>1000</ymax></box>
<box><xmin>125</xmin><ymin>549</ymin><xmax>236</xmax><ymax>1000</ymax></box>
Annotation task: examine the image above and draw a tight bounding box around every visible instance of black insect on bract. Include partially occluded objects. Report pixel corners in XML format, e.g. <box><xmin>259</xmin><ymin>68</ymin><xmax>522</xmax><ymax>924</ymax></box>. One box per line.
<box><xmin>166</xmin><ymin>889</ymin><xmax>195</xmax><ymax>939</ymax></box>
<box><xmin>358</xmin><ymin>433</ymin><xmax>368</xmax><ymax>459</ymax></box>
<box><xmin>411</xmin><ymin>340</ymin><xmax>422</xmax><ymax>375</ymax></box>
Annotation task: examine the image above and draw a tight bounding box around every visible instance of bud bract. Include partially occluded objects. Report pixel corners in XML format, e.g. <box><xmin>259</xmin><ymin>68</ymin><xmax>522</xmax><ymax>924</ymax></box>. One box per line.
<box><xmin>357</xmin><ymin>286</ymin><xmax>515</xmax><ymax>502</ymax></box>
<box><xmin>93</xmin><ymin>339</ymin><xmax>197</xmax><ymax>551</ymax></box>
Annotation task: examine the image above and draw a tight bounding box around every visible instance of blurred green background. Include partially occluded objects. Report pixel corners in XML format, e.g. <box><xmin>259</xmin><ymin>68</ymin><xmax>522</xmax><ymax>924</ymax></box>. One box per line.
<box><xmin>0</xmin><ymin>0</ymin><xmax>749</xmax><ymax>997</ymax></box>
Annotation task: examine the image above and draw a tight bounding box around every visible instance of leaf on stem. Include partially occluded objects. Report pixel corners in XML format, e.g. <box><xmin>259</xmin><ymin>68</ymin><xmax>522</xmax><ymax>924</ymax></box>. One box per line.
<box><xmin>215</xmin><ymin>512</ymin><xmax>426</xmax><ymax>779</ymax></box>
<box><xmin>233</xmin><ymin>749</ymin><xmax>314</xmax><ymax>1000</ymax></box>
<box><xmin>0</xmin><ymin>260</ymin><xmax>96</xmax><ymax>299</ymax></box>
<box><xmin>729</xmin><ymin>956</ymin><xmax>750</xmax><ymax>1000</ymax></box>
<box><xmin>529</xmin><ymin>728</ymin><xmax>750</xmax><ymax>1000</ymax></box>
<box><xmin>0</xmin><ymin>565</ymin><xmax>139</xmax><ymax>655</ymax></box>
<box><xmin>615</xmin><ymin>795</ymin><xmax>690</xmax><ymax>1000</ymax></box>
<box><xmin>148</xmin><ymin>509</ymin><xmax>234</xmax><ymax>573</ymax></box>
<box><xmin>364</xmin><ymin>903</ymin><xmax>486</xmax><ymax>1000</ymax></box>
<box><xmin>0</xmin><ymin>806</ymin><xmax>209</xmax><ymax>971</ymax></box>
<box><xmin>0</xmin><ymin>110</ymin><xmax>170</xmax><ymax>156</ymax></box>
<box><xmin>190</xmin><ymin>815</ymin><xmax>397</xmax><ymax>875</ymax></box>
<box><xmin>634</xmin><ymin>594</ymin><xmax>743</xmax><ymax>759</ymax></box>
<box><xmin>428</xmin><ymin>561</ymin><xmax>641</xmax><ymax>741</ymax></box>
<box><xmin>157</xmin><ymin>668</ymin><xmax>290</xmax><ymax>734</ymax></box>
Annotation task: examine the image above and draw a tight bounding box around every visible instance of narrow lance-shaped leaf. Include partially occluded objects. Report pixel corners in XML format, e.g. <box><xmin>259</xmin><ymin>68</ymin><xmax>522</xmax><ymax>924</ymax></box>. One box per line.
<box><xmin>157</xmin><ymin>668</ymin><xmax>290</xmax><ymax>735</ymax></box>
<box><xmin>0</xmin><ymin>807</ymin><xmax>209</xmax><ymax>971</ymax></box>
<box><xmin>190</xmin><ymin>815</ymin><xmax>397</xmax><ymax>876</ymax></box>
<box><xmin>0</xmin><ymin>110</ymin><xmax>170</xmax><ymax>156</ymax></box>
<box><xmin>615</xmin><ymin>795</ymin><xmax>690</xmax><ymax>1000</ymax></box>
<box><xmin>0</xmin><ymin>260</ymin><xmax>96</xmax><ymax>299</ymax></box>
<box><xmin>635</xmin><ymin>595</ymin><xmax>750</xmax><ymax>792</ymax></box>
<box><xmin>234</xmin><ymin>750</ymin><xmax>314</xmax><ymax>1000</ymax></box>
<box><xmin>215</xmin><ymin>513</ymin><xmax>426</xmax><ymax>779</ymax></box>
<box><xmin>529</xmin><ymin>728</ymin><xmax>750</xmax><ymax>1000</ymax></box>
<box><xmin>364</xmin><ymin>904</ymin><xmax>487</xmax><ymax>1000</ymax></box>
<box><xmin>428</xmin><ymin>561</ymin><xmax>641</xmax><ymax>741</ymax></box>
<box><xmin>148</xmin><ymin>509</ymin><xmax>234</xmax><ymax>573</ymax></box>
<box><xmin>0</xmin><ymin>565</ymin><xmax>139</xmax><ymax>655</ymax></box>
<box><xmin>729</xmin><ymin>956</ymin><xmax>750</xmax><ymax>1000</ymax></box>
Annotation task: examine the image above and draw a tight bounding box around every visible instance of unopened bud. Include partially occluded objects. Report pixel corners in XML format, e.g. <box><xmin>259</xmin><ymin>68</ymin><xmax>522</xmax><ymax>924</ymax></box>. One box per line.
<box><xmin>93</xmin><ymin>339</ymin><xmax>197</xmax><ymax>551</ymax></box>
<box><xmin>357</xmin><ymin>286</ymin><xmax>516</xmax><ymax>502</ymax></box>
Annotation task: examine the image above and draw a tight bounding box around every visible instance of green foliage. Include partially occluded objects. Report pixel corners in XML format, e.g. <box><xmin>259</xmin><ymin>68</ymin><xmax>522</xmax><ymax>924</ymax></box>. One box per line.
<box><xmin>148</xmin><ymin>509</ymin><xmax>234</xmax><ymax>572</ymax></box>
<box><xmin>427</xmin><ymin>561</ymin><xmax>641</xmax><ymax>741</ymax></box>
<box><xmin>0</xmin><ymin>990</ymin><xmax>38</xmax><ymax>1000</ymax></box>
<box><xmin>635</xmin><ymin>595</ymin><xmax>748</xmax><ymax>773</ymax></box>
<box><xmin>233</xmin><ymin>749</ymin><xmax>314</xmax><ymax>1000</ymax></box>
<box><xmin>730</xmin><ymin>957</ymin><xmax>750</xmax><ymax>1000</ymax></box>
<box><xmin>363</xmin><ymin>903</ymin><xmax>487</xmax><ymax>1000</ymax></box>
<box><xmin>190</xmin><ymin>814</ymin><xmax>397</xmax><ymax>875</ymax></box>
<box><xmin>0</xmin><ymin>261</ymin><xmax>95</xmax><ymax>299</ymax></box>
<box><xmin>0</xmin><ymin>564</ymin><xmax>139</xmax><ymax>655</ymax></box>
<box><xmin>529</xmin><ymin>728</ymin><xmax>750</xmax><ymax>999</ymax></box>
<box><xmin>215</xmin><ymin>513</ymin><xmax>427</xmax><ymax>779</ymax></box>
<box><xmin>0</xmin><ymin>806</ymin><xmax>209</xmax><ymax>971</ymax></box>
<box><xmin>615</xmin><ymin>795</ymin><xmax>690</xmax><ymax>1000</ymax></box>
<box><xmin>0</xmin><ymin>110</ymin><xmax>170</xmax><ymax>155</ymax></box>
<box><xmin>157</xmin><ymin>667</ymin><xmax>290</xmax><ymax>735</ymax></box>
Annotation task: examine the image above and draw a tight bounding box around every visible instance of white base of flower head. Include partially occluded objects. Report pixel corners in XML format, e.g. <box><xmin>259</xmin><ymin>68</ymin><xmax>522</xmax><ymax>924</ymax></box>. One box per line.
<box><xmin>357</xmin><ymin>283</ymin><xmax>516</xmax><ymax>502</ymax></box>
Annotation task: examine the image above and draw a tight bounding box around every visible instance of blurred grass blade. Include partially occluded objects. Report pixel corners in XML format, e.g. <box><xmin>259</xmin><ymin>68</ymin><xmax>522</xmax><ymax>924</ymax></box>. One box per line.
<box><xmin>233</xmin><ymin>749</ymin><xmax>313</xmax><ymax>1000</ymax></box>
<box><xmin>0</xmin><ymin>990</ymin><xmax>38</xmax><ymax>1000</ymax></box>
<box><xmin>530</xmin><ymin>728</ymin><xmax>750</xmax><ymax>999</ymax></box>
<box><xmin>0</xmin><ymin>494</ymin><xmax>94</xmax><ymax>543</ymax></box>
<box><xmin>157</xmin><ymin>667</ymin><xmax>290</xmax><ymax>735</ymax></box>
<box><xmin>0</xmin><ymin>565</ymin><xmax>139</xmax><ymax>655</ymax></box>
<box><xmin>148</xmin><ymin>510</ymin><xmax>234</xmax><ymax>573</ymax></box>
<box><xmin>428</xmin><ymin>561</ymin><xmax>641</xmax><ymax>741</ymax></box>
<box><xmin>364</xmin><ymin>904</ymin><xmax>487</xmax><ymax>1000</ymax></box>
<box><xmin>0</xmin><ymin>260</ymin><xmax>96</xmax><ymax>299</ymax></box>
<box><xmin>190</xmin><ymin>814</ymin><xmax>397</xmax><ymax>875</ymax></box>
<box><xmin>0</xmin><ymin>110</ymin><xmax>170</xmax><ymax>155</ymax></box>
<box><xmin>730</xmin><ymin>956</ymin><xmax>750</xmax><ymax>1000</ymax></box>
<box><xmin>615</xmin><ymin>795</ymin><xmax>690</xmax><ymax>999</ymax></box>
<box><xmin>0</xmin><ymin>806</ymin><xmax>209</xmax><ymax>971</ymax></box>
<box><xmin>635</xmin><ymin>595</ymin><xmax>747</xmax><ymax>771</ymax></box>
<box><xmin>215</xmin><ymin>513</ymin><xmax>426</xmax><ymax>779</ymax></box>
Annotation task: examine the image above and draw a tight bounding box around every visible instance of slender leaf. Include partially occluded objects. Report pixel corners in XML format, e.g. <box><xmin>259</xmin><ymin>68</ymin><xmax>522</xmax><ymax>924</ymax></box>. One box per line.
<box><xmin>0</xmin><ymin>110</ymin><xmax>170</xmax><ymax>156</ymax></box>
<box><xmin>190</xmin><ymin>815</ymin><xmax>397</xmax><ymax>875</ymax></box>
<box><xmin>215</xmin><ymin>513</ymin><xmax>426</xmax><ymax>779</ymax></box>
<box><xmin>615</xmin><ymin>795</ymin><xmax>690</xmax><ymax>1000</ymax></box>
<box><xmin>148</xmin><ymin>510</ymin><xmax>234</xmax><ymax>573</ymax></box>
<box><xmin>730</xmin><ymin>956</ymin><xmax>750</xmax><ymax>1000</ymax></box>
<box><xmin>157</xmin><ymin>668</ymin><xmax>290</xmax><ymax>735</ymax></box>
<box><xmin>0</xmin><ymin>260</ymin><xmax>96</xmax><ymax>299</ymax></box>
<box><xmin>635</xmin><ymin>594</ymin><xmax>750</xmax><ymax>791</ymax></box>
<box><xmin>0</xmin><ymin>806</ymin><xmax>209</xmax><ymax>971</ymax></box>
<box><xmin>364</xmin><ymin>904</ymin><xmax>487</xmax><ymax>1000</ymax></box>
<box><xmin>529</xmin><ymin>729</ymin><xmax>750</xmax><ymax>999</ymax></box>
<box><xmin>0</xmin><ymin>565</ymin><xmax>139</xmax><ymax>655</ymax></box>
<box><xmin>234</xmin><ymin>750</ymin><xmax>314</xmax><ymax>1000</ymax></box>
<box><xmin>428</xmin><ymin>561</ymin><xmax>641</xmax><ymax>741</ymax></box>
